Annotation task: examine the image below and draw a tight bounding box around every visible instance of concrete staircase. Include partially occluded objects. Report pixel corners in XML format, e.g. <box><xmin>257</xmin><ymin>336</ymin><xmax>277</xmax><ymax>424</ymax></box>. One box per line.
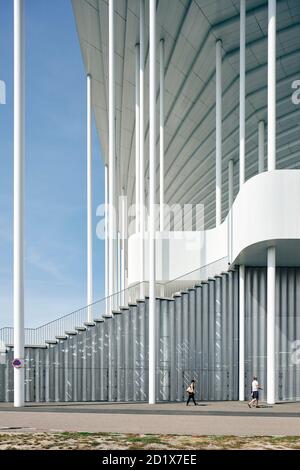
<box><xmin>0</xmin><ymin>268</ymin><xmax>239</xmax><ymax>402</ymax></box>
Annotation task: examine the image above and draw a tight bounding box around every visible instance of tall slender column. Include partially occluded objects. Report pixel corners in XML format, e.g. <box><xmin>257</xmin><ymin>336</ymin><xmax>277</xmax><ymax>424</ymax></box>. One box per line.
<box><xmin>228</xmin><ymin>159</ymin><xmax>234</xmax><ymax>264</ymax></box>
<box><xmin>14</xmin><ymin>0</ymin><xmax>25</xmax><ymax>408</ymax></box>
<box><xmin>149</xmin><ymin>0</ymin><xmax>156</xmax><ymax>405</ymax></box>
<box><xmin>159</xmin><ymin>39</ymin><xmax>165</xmax><ymax>231</ymax></box>
<box><xmin>267</xmin><ymin>246</ymin><xmax>276</xmax><ymax>404</ymax></box>
<box><xmin>239</xmin><ymin>265</ymin><xmax>245</xmax><ymax>401</ymax></box>
<box><xmin>139</xmin><ymin>0</ymin><xmax>145</xmax><ymax>297</ymax></box>
<box><xmin>258</xmin><ymin>120</ymin><xmax>265</xmax><ymax>173</ymax></box>
<box><xmin>87</xmin><ymin>74</ymin><xmax>93</xmax><ymax>321</ymax></box>
<box><xmin>108</xmin><ymin>0</ymin><xmax>115</xmax><ymax>311</ymax></box>
<box><xmin>135</xmin><ymin>45</ymin><xmax>140</xmax><ymax>234</ymax></box>
<box><xmin>215</xmin><ymin>40</ymin><xmax>222</xmax><ymax>226</ymax></box>
<box><xmin>228</xmin><ymin>159</ymin><xmax>234</xmax><ymax>209</ymax></box>
<box><xmin>268</xmin><ymin>0</ymin><xmax>276</xmax><ymax>171</ymax></box>
<box><xmin>105</xmin><ymin>165</ymin><xmax>109</xmax><ymax>313</ymax></box>
<box><xmin>121</xmin><ymin>188</ymin><xmax>126</xmax><ymax>305</ymax></box>
<box><xmin>239</xmin><ymin>0</ymin><xmax>246</xmax><ymax>187</ymax></box>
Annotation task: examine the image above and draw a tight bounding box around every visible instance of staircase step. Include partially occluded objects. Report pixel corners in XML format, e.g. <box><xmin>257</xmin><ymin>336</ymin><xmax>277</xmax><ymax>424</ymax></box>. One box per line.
<box><xmin>45</xmin><ymin>340</ymin><xmax>58</xmax><ymax>345</ymax></box>
<box><xmin>55</xmin><ymin>335</ymin><xmax>67</xmax><ymax>341</ymax></box>
<box><xmin>75</xmin><ymin>326</ymin><xmax>86</xmax><ymax>331</ymax></box>
<box><xmin>112</xmin><ymin>310</ymin><xmax>122</xmax><ymax>315</ymax></box>
<box><xmin>83</xmin><ymin>322</ymin><xmax>95</xmax><ymax>327</ymax></box>
<box><xmin>65</xmin><ymin>330</ymin><xmax>77</xmax><ymax>336</ymax></box>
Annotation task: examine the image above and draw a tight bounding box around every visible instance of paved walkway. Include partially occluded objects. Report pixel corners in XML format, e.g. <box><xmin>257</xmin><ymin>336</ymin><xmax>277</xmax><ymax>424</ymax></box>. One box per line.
<box><xmin>0</xmin><ymin>401</ymin><xmax>300</xmax><ymax>436</ymax></box>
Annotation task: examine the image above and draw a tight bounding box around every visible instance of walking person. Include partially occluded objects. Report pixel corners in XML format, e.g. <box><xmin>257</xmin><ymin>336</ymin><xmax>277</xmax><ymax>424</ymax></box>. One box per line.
<box><xmin>186</xmin><ymin>379</ymin><xmax>197</xmax><ymax>406</ymax></box>
<box><xmin>248</xmin><ymin>376</ymin><xmax>263</xmax><ymax>408</ymax></box>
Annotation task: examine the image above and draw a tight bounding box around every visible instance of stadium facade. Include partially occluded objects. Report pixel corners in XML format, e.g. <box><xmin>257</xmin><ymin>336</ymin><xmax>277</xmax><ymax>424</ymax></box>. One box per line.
<box><xmin>1</xmin><ymin>0</ymin><xmax>300</xmax><ymax>405</ymax></box>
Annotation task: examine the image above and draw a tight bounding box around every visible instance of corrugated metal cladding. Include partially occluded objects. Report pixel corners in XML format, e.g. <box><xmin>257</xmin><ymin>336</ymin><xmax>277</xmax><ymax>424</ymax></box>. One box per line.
<box><xmin>245</xmin><ymin>267</ymin><xmax>300</xmax><ymax>402</ymax></box>
<box><xmin>1</xmin><ymin>267</ymin><xmax>299</xmax><ymax>402</ymax></box>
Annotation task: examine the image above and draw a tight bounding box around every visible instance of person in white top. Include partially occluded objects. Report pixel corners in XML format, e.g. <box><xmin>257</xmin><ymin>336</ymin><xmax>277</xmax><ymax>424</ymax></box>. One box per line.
<box><xmin>248</xmin><ymin>376</ymin><xmax>262</xmax><ymax>408</ymax></box>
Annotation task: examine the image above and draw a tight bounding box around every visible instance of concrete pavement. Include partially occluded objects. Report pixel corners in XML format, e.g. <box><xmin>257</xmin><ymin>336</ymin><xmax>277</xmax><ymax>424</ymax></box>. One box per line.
<box><xmin>0</xmin><ymin>401</ymin><xmax>299</xmax><ymax>436</ymax></box>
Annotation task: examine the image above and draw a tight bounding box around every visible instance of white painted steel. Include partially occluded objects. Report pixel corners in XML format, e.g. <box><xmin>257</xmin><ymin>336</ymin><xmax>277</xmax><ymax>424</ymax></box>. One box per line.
<box><xmin>148</xmin><ymin>0</ymin><xmax>156</xmax><ymax>405</ymax></box>
<box><xmin>268</xmin><ymin>0</ymin><xmax>276</xmax><ymax>172</ymax></box>
<box><xmin>13</xmin><ymin>0</ymin><xmax>25</xmax><ymax>408</ymax></box>
<box><xmin>267</xmin><ymin>246</ymin><xmax>276</xmax><ymax>404</ymax></box>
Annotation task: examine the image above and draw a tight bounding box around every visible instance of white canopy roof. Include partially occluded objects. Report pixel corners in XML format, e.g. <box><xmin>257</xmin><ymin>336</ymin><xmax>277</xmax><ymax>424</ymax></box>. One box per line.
<box><xmin>72</xmin><ymin>0</ymin><xmax>300</xmax><ymax>228</ymax></box>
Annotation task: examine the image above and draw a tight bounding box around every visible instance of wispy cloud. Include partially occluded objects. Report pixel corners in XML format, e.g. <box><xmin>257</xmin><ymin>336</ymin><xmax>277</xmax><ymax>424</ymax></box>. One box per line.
<box><xmin>26</xmin><ymin>247</ymin><xmax>67</xmax><ymax>283</ymax></box>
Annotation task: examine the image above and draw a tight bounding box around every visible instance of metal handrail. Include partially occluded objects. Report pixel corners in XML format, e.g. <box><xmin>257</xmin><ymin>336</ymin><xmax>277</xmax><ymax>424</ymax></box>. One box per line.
<box><xmin>0</xmin><ymin>256</ymin><xmax>228</xmax><ymax>346</ymax></box>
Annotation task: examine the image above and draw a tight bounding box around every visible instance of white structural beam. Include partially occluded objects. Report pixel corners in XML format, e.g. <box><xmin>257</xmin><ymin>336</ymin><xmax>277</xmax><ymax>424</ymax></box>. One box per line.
<box><xmin>267</xmin><ymin>246</ymin><xmax>276</xmax><ymax>404</ymax></box>
<box><xmin>239</xmin><ymin>0</ymin><xmax>246</xmax><ymax>187</ymax></box>
<box><xmin>139</xmin><ymin>0</ymin><xmax>145</xmax><ymax>297</ymax></box>
<box><xmin>215</xmin><ymin>40</ymin><xmax>222</xmax><ymax>226</ymax></box>
<box><xmin>149</xmin><ymin>0</ymin><xmax>156</xmax><ymax>405</ymax></box>
<box><xmin>108</xmin><ymin>0</ymin><xmax>115</xmax><ymax>311</ymax></box>
<box><xmin>239</xmin><ymin>265</ymin><xmax>245</xmax><ymax>401</ymax></box>
<box><xmin>87</xmin><ymin>74</ymin><xmax>93</xmax><ymax>321</ymax></box>
<box><xmin>258</xmin><ymin>120</ymin><xmax>265</xmax><ymax>173</ymax></box>
<box><xmin>135</xmin><ymin>44</ymin><xmax>140</xmax><ymax>234</ymax></box>
<box><xmin>13</xmin><ymin>0</ymin><xmax>25</xmax><ymax>408</ymax></box>
<box><xmin>105</xmin><ymin>164</ymin><xmax>109</xmax><ymax>314</ymax></box>
<box><xmin>159</xmin><ymin>39</ymin><xmax>165</xmax><ymax>231</ymax></box>
<box><xmin>268</xmin><ymin>0</ymin><xmax>276</xmax><ymax>171</ymax></box>
<box><xmin>228</xmin><ymin>159</ymin><xmax>234</xmax><ymax>209</ymax></box>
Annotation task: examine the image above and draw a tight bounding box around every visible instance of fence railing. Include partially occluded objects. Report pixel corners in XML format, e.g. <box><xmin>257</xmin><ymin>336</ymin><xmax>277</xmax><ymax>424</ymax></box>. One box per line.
<box><xmin>0</xmin><ymin>256</ymin><xmax>228</xmax><ymax>347</ymax></box>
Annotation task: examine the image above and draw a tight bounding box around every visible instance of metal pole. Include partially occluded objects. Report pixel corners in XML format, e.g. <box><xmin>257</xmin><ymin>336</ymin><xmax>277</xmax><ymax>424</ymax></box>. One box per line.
<box><xmin>239</xmin><ymin>265</ymin><xmax>245</xmax><ymax>401</ymax></box>
<box><xmin>228</xmin><ymin>159</ymin><xmax>234</xmax><ymax>209</ymax></box>
<box><xmin>87</xmin><ymin>74</ymin><xmax>93</xmax><ymax>321</ymax></box>
<box><xmin>215</xmin><ymin>40</ymin><xmax>222</xmax><ymax>226</ymax></box>
<box><xmin>268</xmin><ymin>0</ymin><xmax>276</xmax><ymax>171</ymax></box>
<box><xmin>105</xmin><ymin>164</ymin><xmax>109</xmax><ymax>313</ymax></box>
<box><xmin>135</xmin><ymin>44</ymin><xmax>140</xmax><ymax>234</ymax></box>
<box><xmin>139</xmin><ymin>0</ymin><xmax>145</xmax><ymax>298</ymax></box>
<box><xmin>239</xmin><ymin>0</ymin><xmax>245</xmax><ymax>187</ymax></box>
<box><xmin>159</xmin><ymin>39</ymin><xmax>165</xmax><ymax>231</ymax></box>
<box><xmin>267</xmin><ymin>246</ymin><xmax>276</xmax><ymax>404</ymax></box>
<box><xmin>109</xmin><ymin>0</ymin><xmax>115</xmax><ymax>312</ymax></box>
<box><xmin>13</xmin><ymin>0</ymin><xmax>25</xmax><ymax>408</ymax></box>
<box><xmin>149</xmin><ymin>0</ymin><xmax>156</xmax><ymax>405</ymax></box>
<box><xmin>121</xmin><ymin>188</ymin><xmax>126</xmax><ymax>305</ymax></box>
<box><xmin>258</xmin><ymin>120</ymin><xmax>265</xmax><ymax>173</ymax></box>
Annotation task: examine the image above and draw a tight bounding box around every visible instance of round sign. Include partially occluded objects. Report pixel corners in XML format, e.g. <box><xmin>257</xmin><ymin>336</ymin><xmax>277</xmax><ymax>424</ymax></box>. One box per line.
<box><xmin>12</xmin><ymin>358</ymin><xmax>23</xmax><ymax>368</ymax></box>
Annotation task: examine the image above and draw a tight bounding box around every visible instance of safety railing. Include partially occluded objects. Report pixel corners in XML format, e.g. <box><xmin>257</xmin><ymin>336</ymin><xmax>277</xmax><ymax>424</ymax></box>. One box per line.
<box><xmin>0</xmin><ymin>256</ymin><xmax>228</xmax><ymax>347</ymax></box>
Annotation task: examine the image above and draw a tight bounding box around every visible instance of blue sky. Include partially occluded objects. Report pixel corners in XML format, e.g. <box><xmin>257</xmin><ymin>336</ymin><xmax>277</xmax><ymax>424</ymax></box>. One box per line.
<box><xmin>0</xmin><ymin>0</ymin><xmax>105</xmax><ymax>328</ymax></box>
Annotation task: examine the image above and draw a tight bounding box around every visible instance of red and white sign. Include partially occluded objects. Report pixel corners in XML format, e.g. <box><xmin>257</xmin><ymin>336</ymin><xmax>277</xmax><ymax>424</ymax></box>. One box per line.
<box><xmin>12</xmin><ymin>358</ymin><xmax>23</xmax><ymax>368</ymax></box>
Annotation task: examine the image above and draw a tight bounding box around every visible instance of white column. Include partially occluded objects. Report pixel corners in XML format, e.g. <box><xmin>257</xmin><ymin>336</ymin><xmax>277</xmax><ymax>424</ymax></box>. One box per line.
<box><xmin>267</xmin><ymin>246</ymin><xmax>276</xmax><ymax>404</ymax></box>
<box><xmin>135</xmin><ymin>44</ymin><xmax>140</xmax><ymax>234</ymax></box>
<box><xmin>258</xmin><ymin>120</ymin><xmax>265</xmax><ymax>173</ymax></box>
<box><xmin>268</xmin><ymin>0</ymin><xmax>276</xmax><ymax>171</ymax></box>
<box><xmin>121</xmin><ymin>189</ymin><xmax>126</xmax><ymax>305</ymax></box>
<box><xmin>239</xmin><ymin>0</ymin><xmax>246</xmax><ymax>187</ymax></box>
<box><xmin>239</xmin><ymin>265</ymin><xmax>245</xmax><ymax>401</ymax></box>
<box><xmin>108</xmin><ymin>0</ymin><xmax>115</xmax><ymax>311</ymax></box>
<box><xmin>215</xmin><ymin>40</ymin><xmax>222</xmax><ymax>226</ymax></box>
<box><xmin>14</xmin><ymin>0</ymin><xmax>25</xmax><ymax>408</ymax></box>
<box><xmin>139</xmin><ymin>0</ymin><xmax>145</xmax><ymax>298</ymax></box>
<box><xmin>159</xmin><ymin>39</ymin><xmax>165</xmax><ymax>231</ymax></box>
<box><xmin>149</xmin><ymin>0</ymin><xmax>156</xmax><ymax>405</ymax></box>
<box><xmin>228</xmin><ymin>159</ymin><xmax>234</xmax><ymax>209</ymax></box>
<box><xmin>105</xmin><ymin>164</ymin><xmax>109</xmax><ymax>313</ymax></box>
<box><xmin>87</xmin><ymin>74</ymin><xmax>93</xmax><ymax>321</ymax></box>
